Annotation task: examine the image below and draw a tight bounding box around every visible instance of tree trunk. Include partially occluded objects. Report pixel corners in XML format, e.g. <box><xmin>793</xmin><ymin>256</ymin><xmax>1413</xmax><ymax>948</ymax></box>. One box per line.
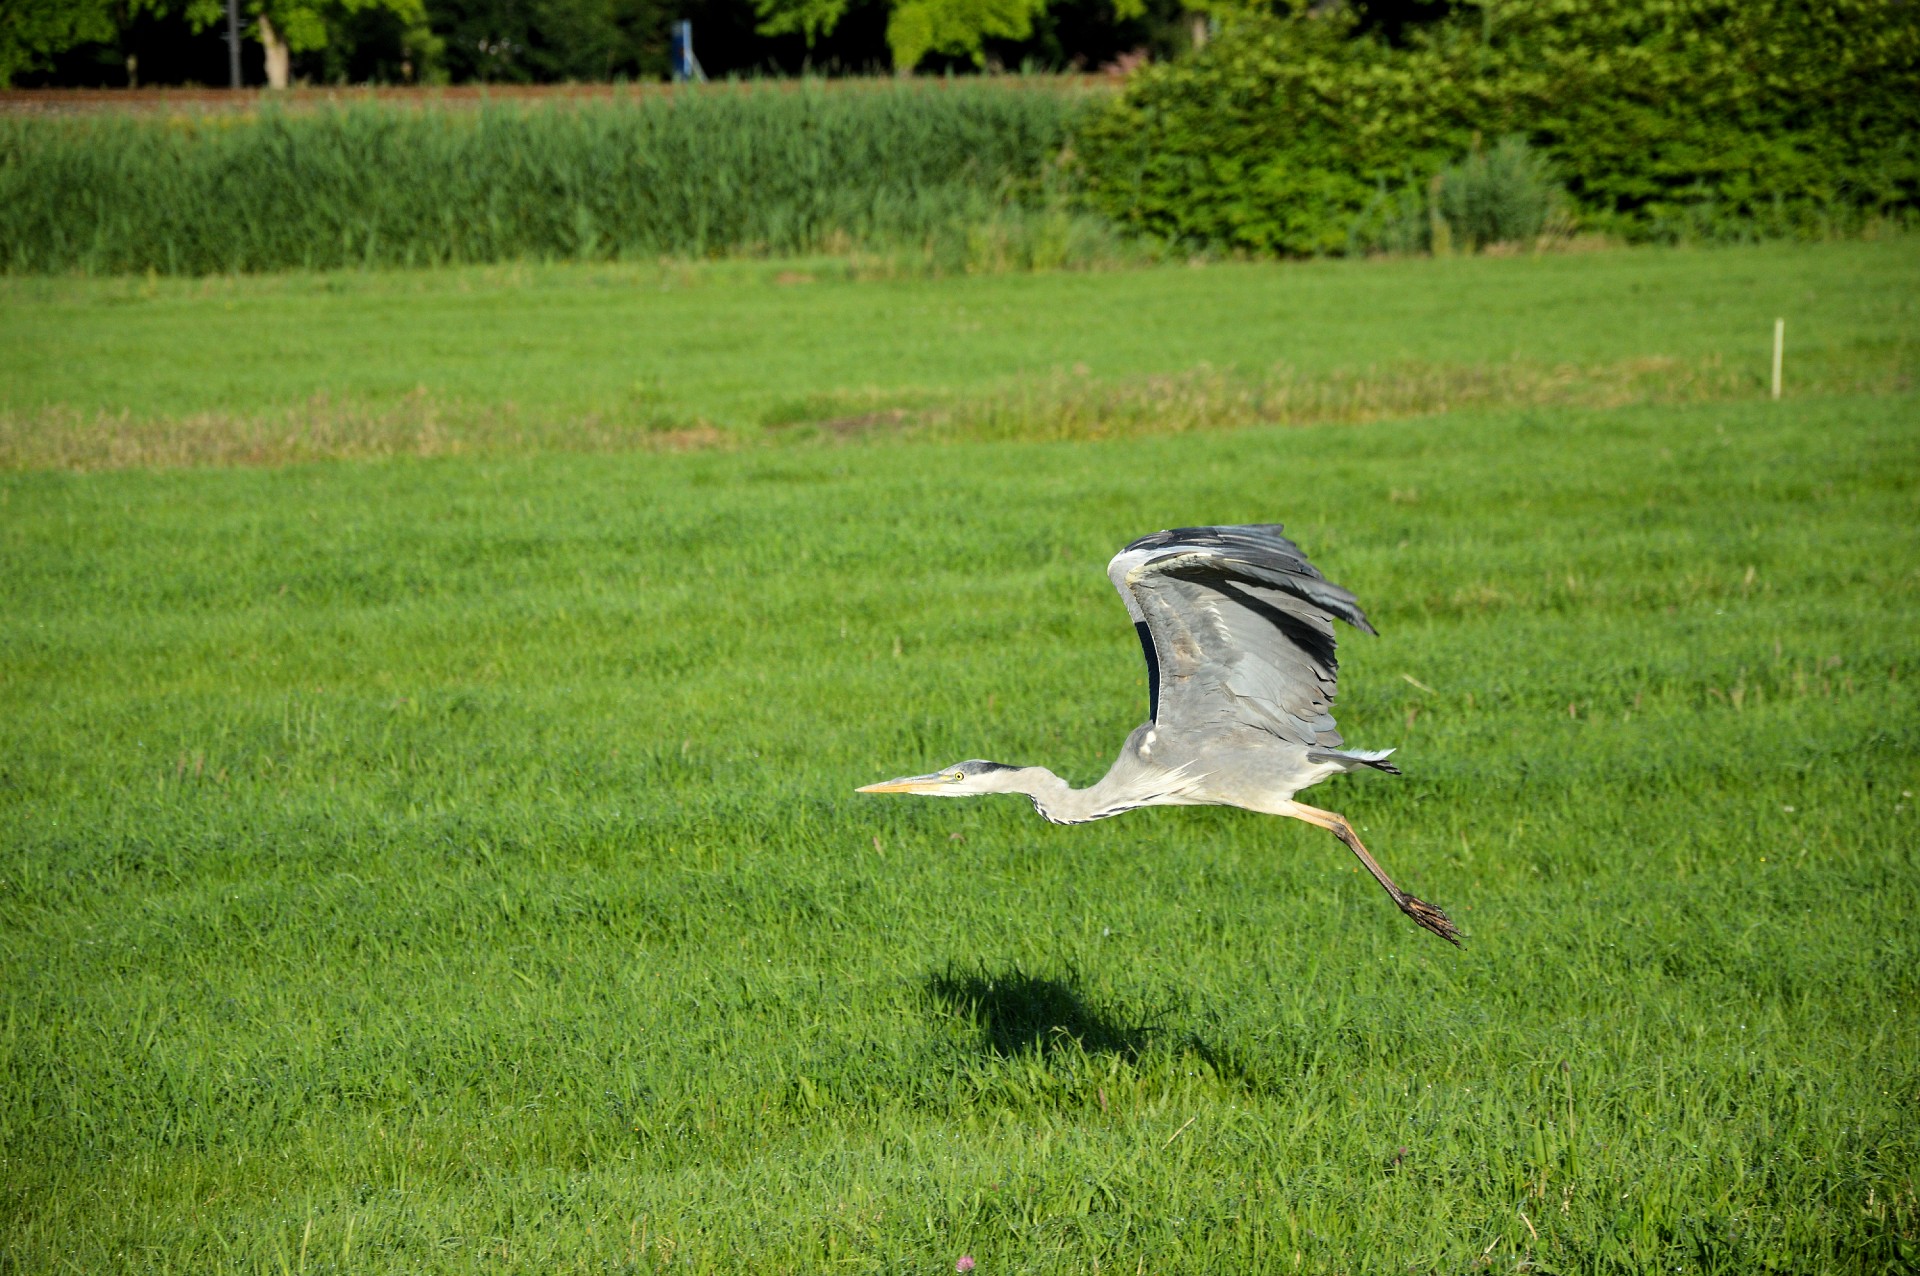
<box><xmin>259</xmin><ymin>13</ymin><xmax>290</xmax><ymax>89</ymax></box>
<box><xmin>1189</xmin><ymin>12</ymin><xmax>1208</xmax><ymax>50</ymax></box>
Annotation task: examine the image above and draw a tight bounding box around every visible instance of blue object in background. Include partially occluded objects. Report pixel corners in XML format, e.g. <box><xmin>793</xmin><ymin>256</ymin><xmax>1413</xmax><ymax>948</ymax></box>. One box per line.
<box><xmin>671</xmin><ymin>22</ymin><xmax>706</xmax><ymax>83</ymax></box>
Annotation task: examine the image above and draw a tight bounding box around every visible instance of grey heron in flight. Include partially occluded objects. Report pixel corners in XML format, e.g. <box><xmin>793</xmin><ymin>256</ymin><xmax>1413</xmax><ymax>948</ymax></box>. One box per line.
<box><xmin>859</xmin><ymin>524</ymin><xmax>1459</xmax><ymax>944</ymax></box>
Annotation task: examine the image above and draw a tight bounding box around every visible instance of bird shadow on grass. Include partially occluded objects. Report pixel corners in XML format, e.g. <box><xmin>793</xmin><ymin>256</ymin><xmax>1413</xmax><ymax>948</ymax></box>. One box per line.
<box><xmin>923</xmin><ymin>963</ymin><xmax>1264</xmax><ymax>1092</ymax></box>
<box><xmin>927</xmin><ymin>964</ymin><xmax>1150</xmax><ymax>1058</ymax></box>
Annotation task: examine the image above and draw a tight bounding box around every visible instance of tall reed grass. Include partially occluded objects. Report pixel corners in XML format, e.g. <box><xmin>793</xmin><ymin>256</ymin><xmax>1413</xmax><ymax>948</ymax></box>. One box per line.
<box><xmin>1346</xmin><ymin>137</ymin><xmax>1571</xmax><ymax>257</ymax></box>
<box><xmin>1436</xmin><ymin>136</ymin><xmax>1569</xmax><ymax>252</ymax></box>
<box><xmin>0</xmin><ymin>81</ymin><xmax>1106</xmax><ymax>275</ymax></box>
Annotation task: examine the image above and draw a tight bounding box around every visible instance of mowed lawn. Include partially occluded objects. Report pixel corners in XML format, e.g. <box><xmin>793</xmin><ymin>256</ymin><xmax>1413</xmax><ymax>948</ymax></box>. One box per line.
<box><xmin>3</xmin><ymin>245</ymin><xmax>1919</xmax><ymax>1272</ymax></box>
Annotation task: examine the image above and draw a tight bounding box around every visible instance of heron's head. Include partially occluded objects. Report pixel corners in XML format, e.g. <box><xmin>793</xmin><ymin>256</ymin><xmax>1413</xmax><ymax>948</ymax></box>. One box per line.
<box><xmin>856</xmin><ymin>759</ymin><xmax>1025</xmax><ymax>797</ymax></box>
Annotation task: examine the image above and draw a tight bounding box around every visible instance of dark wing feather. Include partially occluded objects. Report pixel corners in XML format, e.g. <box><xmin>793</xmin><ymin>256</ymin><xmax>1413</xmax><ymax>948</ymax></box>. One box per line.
<box><xmin>1106</xmin><ymin>525</ymin><xmax>1377</xmax><ymax>748</ymax></box>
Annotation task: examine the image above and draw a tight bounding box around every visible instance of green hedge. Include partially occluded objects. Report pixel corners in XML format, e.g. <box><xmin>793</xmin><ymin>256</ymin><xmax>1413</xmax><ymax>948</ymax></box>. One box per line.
<box><xmin>1076</xmin><ymin>1</ymin><xmax>1920</xmax><ymax>254</ymax></box>
<box><xmin>0</xmin><ymin>82</ymin><xmax>1096</xmax><ymax>275</ymax></box>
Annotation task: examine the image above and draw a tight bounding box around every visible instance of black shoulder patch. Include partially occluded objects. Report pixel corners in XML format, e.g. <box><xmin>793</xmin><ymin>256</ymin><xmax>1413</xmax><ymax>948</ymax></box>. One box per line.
<box><xmin>1134</xmin><ymin>620</ymin><xmax>1161</xmax><ymax>722</ymax></box>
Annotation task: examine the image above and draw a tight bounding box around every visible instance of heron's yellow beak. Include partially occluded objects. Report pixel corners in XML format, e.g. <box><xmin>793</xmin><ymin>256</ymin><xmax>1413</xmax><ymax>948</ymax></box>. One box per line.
<box><xmin>856</xmin><ymin>772</ymin><xmax>949</xmax><ymax>794</ymax></box>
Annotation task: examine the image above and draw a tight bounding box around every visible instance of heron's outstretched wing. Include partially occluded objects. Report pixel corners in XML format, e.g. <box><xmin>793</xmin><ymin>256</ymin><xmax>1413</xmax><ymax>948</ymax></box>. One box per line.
<box><xmin>1106</xmin><ymin>524</ymin><xmax>1377</xmax><ymax>748</ymax></box>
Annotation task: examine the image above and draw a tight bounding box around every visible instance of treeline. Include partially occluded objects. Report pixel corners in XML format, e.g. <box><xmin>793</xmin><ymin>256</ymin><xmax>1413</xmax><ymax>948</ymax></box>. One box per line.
<box><xmin>2</xmin><ymin>0</ymin><xmax>1195</xmax><ymax>87</ymax></box>
<box><xmin>2</xmin><ymin>2</ymin><xmax>1914</xmax><ymax>275</ymax></box>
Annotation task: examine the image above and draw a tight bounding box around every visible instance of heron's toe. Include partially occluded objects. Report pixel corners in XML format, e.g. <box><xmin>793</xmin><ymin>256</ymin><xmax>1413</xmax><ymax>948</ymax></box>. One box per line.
<box><xmin>1400</xmin><ymin>895</ymin><xmax>1462</xmax><ymax>946</ymax></box>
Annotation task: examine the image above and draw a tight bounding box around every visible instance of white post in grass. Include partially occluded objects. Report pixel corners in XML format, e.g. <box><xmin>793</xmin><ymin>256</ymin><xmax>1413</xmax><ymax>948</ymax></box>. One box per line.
<box><xmin>1771</xmin><ymin>318</ymin><xmax>1785</xmax><ymax>400</ymax></box>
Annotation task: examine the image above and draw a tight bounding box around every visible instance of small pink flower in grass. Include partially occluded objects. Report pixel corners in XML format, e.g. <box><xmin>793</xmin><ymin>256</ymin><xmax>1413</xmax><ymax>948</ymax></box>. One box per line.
<box><xmin>956</xmin><ymin>1257</ymin><xmax>975</xmax><ymax>1273</ymax></box>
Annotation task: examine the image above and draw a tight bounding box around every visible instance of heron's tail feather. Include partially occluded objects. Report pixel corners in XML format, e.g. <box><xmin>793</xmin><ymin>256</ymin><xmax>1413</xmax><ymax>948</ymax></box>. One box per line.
<box><xmin>1309</xmin><ymin>747</ymin><xmax>1401</xmax><ymax>776</ymax></box>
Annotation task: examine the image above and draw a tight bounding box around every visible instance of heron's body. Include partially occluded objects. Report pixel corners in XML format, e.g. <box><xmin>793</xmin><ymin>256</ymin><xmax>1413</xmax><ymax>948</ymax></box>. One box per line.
<box><xmin>998</xmin><ymin>723</ymin><xmax>1374</xmax><ymax>826</ymax></box>
<box><xmin>860</xmin><ymin>524</ymin><xmax>1459</xmax><ymax>944</ymax></box>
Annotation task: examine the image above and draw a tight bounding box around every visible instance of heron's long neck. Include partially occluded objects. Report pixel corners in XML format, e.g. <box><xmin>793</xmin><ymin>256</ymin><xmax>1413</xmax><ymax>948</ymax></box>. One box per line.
<box><xmin>1003</xmin><ymin>765</ymin><xmax>1139</xmax><ymax>825</ymax></box>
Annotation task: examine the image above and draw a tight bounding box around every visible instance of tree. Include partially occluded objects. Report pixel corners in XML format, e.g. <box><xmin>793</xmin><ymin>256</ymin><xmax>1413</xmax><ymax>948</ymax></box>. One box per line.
<box><xmin>884</xmin><ymin>0</ymin><xmax>1051</xmax><ymax>69</ymax></box>
<box><xmin>429</xmin><ymin>0</ymin><xmax>669</xmax><ymax>84</ymax></box>
<box><xmin>1</xmin><ymin>0</ymin><xmax>135</xmax><ymax>86</ymax></box>
<box><xmin>0</xmin><ymin>0</ymin><xmax>435</xmax><ymax>88</ymax></box>
<box><xmin>755</xmin><ymin>0</ymin><xmax>1143</xmax><ymax>72</ymax></box>
<box><xmin>171</xmin><ymin>0</ymin><xmax>431</xmax><ymax>86</ymax></box>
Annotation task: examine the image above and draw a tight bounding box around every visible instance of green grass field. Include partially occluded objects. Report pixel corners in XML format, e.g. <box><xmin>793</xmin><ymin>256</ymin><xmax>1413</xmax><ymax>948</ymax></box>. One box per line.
<box><xmin>3</xmin><ymin>243</ymin><xmax>1919</xmax><ymax>1272</ymax></box>
<box><xmin>3</xmin><ymin>238</ymin><xmax>1915</xmax><ymax>468</ymax></box>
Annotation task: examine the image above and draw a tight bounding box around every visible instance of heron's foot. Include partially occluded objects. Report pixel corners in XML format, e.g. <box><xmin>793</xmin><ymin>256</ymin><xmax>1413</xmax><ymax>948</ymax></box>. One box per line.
<box><xmin>1398</xmin><ymin>894</ymin><xmax>1461</xmax><ymax>946</ymax></box>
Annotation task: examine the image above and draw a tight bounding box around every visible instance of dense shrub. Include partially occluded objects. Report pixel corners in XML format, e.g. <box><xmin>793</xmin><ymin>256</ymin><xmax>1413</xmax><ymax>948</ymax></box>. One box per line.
<box><xmin>1075</xmin><ymin>12</ymin><xmax>1460</xmax><ymax>256</ymax></box>
<box><xmin>0</xmin><ymin>80</ymin><xmax>1099</xmax><ymax>275</ymax></box>
<box><xmin>1077</xmin><ymin>1</ymin><xmax>1920</xmax><ymax>253</ymax></box>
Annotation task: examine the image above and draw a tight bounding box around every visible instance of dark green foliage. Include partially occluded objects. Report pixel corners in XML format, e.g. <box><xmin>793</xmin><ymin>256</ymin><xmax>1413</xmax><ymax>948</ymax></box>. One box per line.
<box><xmin>0</xmin><ymin>81</ymin><xmax>1093</xmax><ymax>275</ymax></box>
<box><xmin>14</xmin><ymin>0</ymin><xmax>1189</xmax><ymax>86</ymax></box>
<box><xmin>0</xmin><ymin>0</ymin><xmax>126</xmax><ymax>86</ymax></box>
<box><xmin>430</xmin><ymin>0</ymin><xmax>670</xmax><ymax>83</ymax></box>
<box><xmin>1077</xmin><ymin>2</ymin><xmax>1920</xmax><ymax>254</ymax></box>
<box><xmin>1492</xmin><ymin>0</ymin><xmax>1920</xmax><ymax>243</ymax></box>
<box><xmin>1076</xmin><ymin>10</ymin><xmax>1450</xmax><ymax>256</ymax></box>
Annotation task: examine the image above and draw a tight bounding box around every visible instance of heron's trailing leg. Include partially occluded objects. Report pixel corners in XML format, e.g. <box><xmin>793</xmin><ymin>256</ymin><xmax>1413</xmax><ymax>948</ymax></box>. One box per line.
<box><xmin>1277</xmin><ymin>801</ymin><xmax>1460</xmax><ymax>945</ymax></box>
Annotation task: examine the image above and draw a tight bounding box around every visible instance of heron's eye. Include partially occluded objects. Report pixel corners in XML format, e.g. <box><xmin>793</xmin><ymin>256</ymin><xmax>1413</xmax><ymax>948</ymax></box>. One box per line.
<box><xmin>948</xmin><ymin>772</ymin><xmax>966</xmax><ymax>782</ymax></box>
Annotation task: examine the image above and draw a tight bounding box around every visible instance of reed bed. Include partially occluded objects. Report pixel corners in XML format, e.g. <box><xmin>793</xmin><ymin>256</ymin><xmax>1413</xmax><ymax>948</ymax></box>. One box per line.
<box><xmin>0</xmin><ymin>80</ymin><xmax>1102</xmax><ymax>275</ymax></box>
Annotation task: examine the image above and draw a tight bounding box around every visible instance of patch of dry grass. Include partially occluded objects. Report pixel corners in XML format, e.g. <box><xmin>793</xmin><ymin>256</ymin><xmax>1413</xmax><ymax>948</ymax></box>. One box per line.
<box><xmin>919</xmin><ymin>354</ymin><xmax>1737</xmax><ymax>442</ymax></box>
<box><xmin>0</xmin><ymin>391</ymin><xmax>730</xmax><ymax>473</ymax></box>
<box><xmin>5</xmin><ymin>347</ymin><xmax>1909</xmax><ymax>472</ymax></box>
<box><xmin>785</xmin><ymin>346</ymin><xmax>1909</xmax><ymax>444</ymax></box>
